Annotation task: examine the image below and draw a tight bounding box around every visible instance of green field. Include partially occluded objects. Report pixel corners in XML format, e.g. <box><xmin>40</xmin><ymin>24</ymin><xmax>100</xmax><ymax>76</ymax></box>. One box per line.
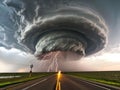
<box><xmin>1</xmin><ymin>71</ymin><xmax>120</xmax><ymax>88</ymax></box>
<box><xmin>0</xmin><ymin>72</ymin><xmax>54</xmax><ymax>87</ymax></box>
<box><xmin>65</xmin><ymin>71</ymin><xmax>120</xmax><ymax>87</ymax></box>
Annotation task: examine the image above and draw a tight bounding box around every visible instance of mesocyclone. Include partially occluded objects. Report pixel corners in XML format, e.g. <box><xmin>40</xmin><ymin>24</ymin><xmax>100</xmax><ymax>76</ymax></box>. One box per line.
<box><xmin>1</xmin><ymin>0</ymin><xmax>108</xmax><ymax>61</ymax></box>
<box><xmin>21</xmin><ymin>7</ymin><xmax>108</xmax><ymax>60</ymax></box>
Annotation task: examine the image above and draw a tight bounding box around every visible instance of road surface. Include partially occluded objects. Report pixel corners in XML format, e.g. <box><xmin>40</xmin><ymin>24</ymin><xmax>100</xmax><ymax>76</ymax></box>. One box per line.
<box><xmin>2</xmin><ymin>73</ymin><xmax>120</xmax><ymax>90</ymax></box>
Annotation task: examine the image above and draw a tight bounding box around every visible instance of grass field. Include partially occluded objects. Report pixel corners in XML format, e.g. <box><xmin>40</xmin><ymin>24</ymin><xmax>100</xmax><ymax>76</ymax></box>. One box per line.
<box><xmin>0</xmin><ymin>72</ymin><xmax>54</xmax><ymax>87</ymax></box>
<box><xmin>65</xmin><ymin>71</ymin><xmax>120</xmax><ymax>87</ymax></box>
<box><xmin>1</xmin><ymin>71</ymin><xmax>120</xmax><ymax>88</ymax></box>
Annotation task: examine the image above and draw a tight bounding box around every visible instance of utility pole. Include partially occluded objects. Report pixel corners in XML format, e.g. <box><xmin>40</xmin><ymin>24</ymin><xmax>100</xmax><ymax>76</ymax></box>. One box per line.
<box><xmin>29</xmin><ymin>64</ymin><xmax>33</xmax><ymax>77</ymax></box>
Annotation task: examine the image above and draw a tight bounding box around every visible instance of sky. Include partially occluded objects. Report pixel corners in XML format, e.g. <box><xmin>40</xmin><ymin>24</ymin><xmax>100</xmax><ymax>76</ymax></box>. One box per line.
<box><xmin>0</xmin><ymin>0</ymin><xmax>120</xmax><ymax>72</ymax></box>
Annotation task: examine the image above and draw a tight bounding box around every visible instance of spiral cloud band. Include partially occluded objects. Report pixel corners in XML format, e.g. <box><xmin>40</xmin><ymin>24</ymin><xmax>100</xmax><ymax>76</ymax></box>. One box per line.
<box><xmin>0</xmin><ymin>0</ymin><xmax>108</xmax><ymax>61</ymax></box>
<box><xmin>21</xmin><ymin>8</ymin><xmax>108</xmax><ymax>59</ymax></box>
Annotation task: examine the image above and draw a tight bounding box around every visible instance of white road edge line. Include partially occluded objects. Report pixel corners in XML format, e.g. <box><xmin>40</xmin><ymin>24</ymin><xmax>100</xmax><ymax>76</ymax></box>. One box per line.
<box><xmin>22</xmin><ymin>78</ymin><xmax>48</xmax><ymax>90</ymax></box>
<box><xmin>83</xmin><ymin>80</ymin><xmax>111</xmax><ymax>90</ymax></box>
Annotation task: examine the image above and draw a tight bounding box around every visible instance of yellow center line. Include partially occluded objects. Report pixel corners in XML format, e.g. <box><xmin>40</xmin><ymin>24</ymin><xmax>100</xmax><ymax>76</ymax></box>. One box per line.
<box><xmin>56</xmin><ymin>71</ymin><xmax>61</xmax><ymax>90</ymax></box>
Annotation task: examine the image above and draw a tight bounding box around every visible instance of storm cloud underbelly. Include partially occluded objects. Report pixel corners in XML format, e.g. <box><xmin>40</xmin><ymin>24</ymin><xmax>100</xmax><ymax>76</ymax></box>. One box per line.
<box><xmin>0</xmin><ymin>1</ymin><xmax>108</xmax><ymax>61</ymax></box>
<box><xmin>21</xmin><ymin>8</ymin><xmax>107</xmax><ymax>60</ymax></box>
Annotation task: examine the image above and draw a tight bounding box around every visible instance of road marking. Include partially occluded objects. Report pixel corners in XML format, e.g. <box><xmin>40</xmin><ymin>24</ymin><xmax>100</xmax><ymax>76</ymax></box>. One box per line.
<box><xmin>22</xmin><ymin>78</ymin><xmax>48</xmax><ymax>90</ymax></box>
<box><xmin>82</xmin><ymin>80</ymin><xmax>111</xmax><ymax>90</ymax></box>
<box><xmin>56</xmin><ymin>71</ymin><xmax>61</xmax><ymax>90</ymax></box>
<box><xmin>56</xmin><ymin>81</ymin><xmax>61</xmax><ymax>90</ymax></box>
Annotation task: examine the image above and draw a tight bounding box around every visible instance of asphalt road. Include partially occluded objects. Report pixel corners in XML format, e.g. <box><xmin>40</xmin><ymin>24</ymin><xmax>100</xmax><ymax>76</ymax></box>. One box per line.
<box><xmin>2</xmin><ymin>74</ymin><xmax>120</xmax><ymax>90</ymax></box>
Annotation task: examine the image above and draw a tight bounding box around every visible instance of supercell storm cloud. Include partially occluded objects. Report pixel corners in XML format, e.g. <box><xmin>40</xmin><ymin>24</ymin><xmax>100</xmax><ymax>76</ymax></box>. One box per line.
<box><xmin>0</xmin><ymin>0</ymin><xmax>108</xmax><ymax>62</ymax></box>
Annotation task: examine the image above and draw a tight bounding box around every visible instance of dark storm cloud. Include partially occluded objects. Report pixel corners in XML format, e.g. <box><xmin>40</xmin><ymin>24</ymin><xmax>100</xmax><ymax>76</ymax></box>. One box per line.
<box><xmin>0</xmin><ymin>0</ymin><xmax>108</xmax><ymax>60</ymax></box>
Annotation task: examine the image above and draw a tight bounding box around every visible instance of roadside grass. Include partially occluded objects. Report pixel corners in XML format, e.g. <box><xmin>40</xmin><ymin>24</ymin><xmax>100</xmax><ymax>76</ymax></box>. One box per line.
<box><xmin>0</xmin><ymin>72</ymin><xmax>54</xmax><ymax>87</ymax></box>
<box><xmin>64</xmin><ymin>71</ymin><xmax>120</xmax><ymax>87</ymax></box>
<box><xmin>88</xmin><ymin>78</ymin><xmax>120</xmax><ymax>87</ymax></box>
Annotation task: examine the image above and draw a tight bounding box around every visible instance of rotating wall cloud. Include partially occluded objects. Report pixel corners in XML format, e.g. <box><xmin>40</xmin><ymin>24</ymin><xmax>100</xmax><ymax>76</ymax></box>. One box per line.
<box><xmin>0</xmin><ymin>0</ymin><xmax>108</xmax><ymax>72</ymax></box>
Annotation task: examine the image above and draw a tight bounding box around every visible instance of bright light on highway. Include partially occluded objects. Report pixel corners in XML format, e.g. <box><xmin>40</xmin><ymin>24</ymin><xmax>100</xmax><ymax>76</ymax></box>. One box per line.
<box><xmin>56</xmin><ymin>70</ymin><xmax>61</xmax><ymax>90</ymax></box>
<box><xmin>58</xmin><ymin>70</ymin><xmax>61</xmax><ymax>80</ymax></box>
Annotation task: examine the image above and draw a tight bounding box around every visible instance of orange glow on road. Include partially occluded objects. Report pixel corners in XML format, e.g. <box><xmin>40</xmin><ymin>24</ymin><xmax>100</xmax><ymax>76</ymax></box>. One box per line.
<box><xmin>56</xmin><ymin>70</ymin><xmax>61</xmax><ymax>90</ymax></box>
<box><xmin>58</xmin><ymin>70</ymin><xmax>61</xmax><ymax>80</ymax></box>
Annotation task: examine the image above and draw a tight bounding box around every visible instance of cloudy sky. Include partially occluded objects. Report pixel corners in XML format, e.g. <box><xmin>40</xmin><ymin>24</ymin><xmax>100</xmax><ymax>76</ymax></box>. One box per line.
<box><xmin>0</xmin><ymin>0</ymin><xmax>120</xmax><ymax>72</ymax></box>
